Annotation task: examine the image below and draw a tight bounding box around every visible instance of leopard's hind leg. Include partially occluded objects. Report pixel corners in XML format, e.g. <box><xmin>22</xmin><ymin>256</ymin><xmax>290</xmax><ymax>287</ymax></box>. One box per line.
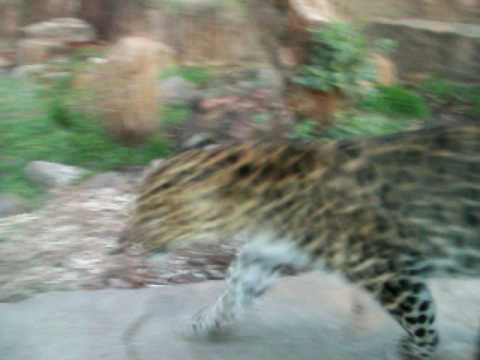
<box><xmin>347</xmin><ymin>258</ymin><xmax>439</xmax><ymax>360</ymax></box>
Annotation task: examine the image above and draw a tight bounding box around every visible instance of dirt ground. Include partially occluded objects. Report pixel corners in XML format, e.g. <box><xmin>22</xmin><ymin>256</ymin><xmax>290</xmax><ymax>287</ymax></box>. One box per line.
<box><xmin>0</xmin><ymin>170</ymin><xmax>238</xmax><ymax>303</ymax></box>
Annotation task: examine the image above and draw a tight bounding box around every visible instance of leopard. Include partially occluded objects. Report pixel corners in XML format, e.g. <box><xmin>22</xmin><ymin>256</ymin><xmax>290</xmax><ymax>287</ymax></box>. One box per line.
<box><xmin>118</xmin><ymin>122</ymin><xmax>480</xmax><ymax>360</ymax></box>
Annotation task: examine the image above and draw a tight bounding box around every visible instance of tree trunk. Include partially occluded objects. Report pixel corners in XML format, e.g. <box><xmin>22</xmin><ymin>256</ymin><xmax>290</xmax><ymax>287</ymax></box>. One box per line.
<box><xmin>78</xmin><ymin>0</ymin><xmax>122</xmax><ymax>41</ymax></box>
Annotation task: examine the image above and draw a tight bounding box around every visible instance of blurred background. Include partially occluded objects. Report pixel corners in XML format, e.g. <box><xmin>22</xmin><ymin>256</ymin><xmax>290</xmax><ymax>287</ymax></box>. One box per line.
<box><xmin>0</xmin><ymin>0</ymin><xmax>479</xmax><ymax>303</ymax></box>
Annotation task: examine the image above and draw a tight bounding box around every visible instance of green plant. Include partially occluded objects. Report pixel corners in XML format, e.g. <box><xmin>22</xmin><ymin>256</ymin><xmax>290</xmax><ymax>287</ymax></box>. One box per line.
<box><xmin>290</xmin><ymin>120</ymin><xmax>318</xmax><ymax>141</ymax></box>
<box><xmin>322</xmin><ymin>112</ymin><xmax>416</xmax><ymax>139</ymax></box>
<box><xmin>472</xmin><ymin>93</ymin><xmax>480</xmax><ymax>116</ymax></box>
<box><xmin>358</xmin><ymin>85</ymin><xmax>430</xmax><ymax>119</ymax></box>
<box><xmin>292</xmin><ymin>22</ymin><xmax>376</xmax><ymax>98</ymax></box>
<box><xmin>373</xmin><ymin>38</ymin><xmax>397</xmax><ymax>56</ymax></box>
<box><xmin>417</xmin><ymin>77</ymin><xmax>480</xmax><ymax>117</ymax></box>
<box><xmin>0</xmin><ymin>76</ymin><xmax>170</xmax><ymax>199</ymax></box>
<box><xmin>160</xmin><ymin>104</ymin><xmax>192</xmax><ymax>128</ymax></box>
<box><xmin>160</xmin><ymin>65</ymin><xmax>211</xmax><ymax>86</ymax></box>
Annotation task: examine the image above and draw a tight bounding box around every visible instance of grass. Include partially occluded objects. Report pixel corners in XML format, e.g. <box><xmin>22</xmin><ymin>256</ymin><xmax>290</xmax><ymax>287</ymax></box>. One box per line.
<box><xmin>310</xmin><ymin>85</ymin><xmax>428</xmax><ymax>140</ymax></box>
<box><xmin>0</xmin><ymin>75</ymin><xmax>171</xmax><ymax>199</ymax></box>
<box><xmin>417</xmin><ymin>77</ymin><xmax>480</xmax><ymax>117</ymax></box>
<box><xmin>321</xmin><ymin>112</ymin><xmax>417</xmax><ymax>139</ymax></box>
<box><xmin>160</xmin><ymin>104</ymin><xmax>193</xmax><ymax>128</ymax></box>
<box><xmin>159</xmin><ymin>65</ymin><xmax>211</xmax><ymax>87</ymax></box>
<box><xmin>357</xmin><ymin>85</ymin><xmax>430</xmax><ymax>119</ymax></box>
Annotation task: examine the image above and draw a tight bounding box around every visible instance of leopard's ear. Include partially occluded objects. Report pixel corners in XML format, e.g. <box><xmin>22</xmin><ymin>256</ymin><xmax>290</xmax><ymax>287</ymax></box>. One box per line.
<box><xmin>182</xmin><ymin>132</ymin><xmax>217</xmax><ymax>150</ymax></box>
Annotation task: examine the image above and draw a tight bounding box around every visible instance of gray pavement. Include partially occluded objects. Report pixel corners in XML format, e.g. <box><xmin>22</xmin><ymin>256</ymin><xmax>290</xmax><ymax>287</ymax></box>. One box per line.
<box><xmin>1</xmin><ymin>273</ymin><xmax>479</xmax><ymax>360</ymax></box>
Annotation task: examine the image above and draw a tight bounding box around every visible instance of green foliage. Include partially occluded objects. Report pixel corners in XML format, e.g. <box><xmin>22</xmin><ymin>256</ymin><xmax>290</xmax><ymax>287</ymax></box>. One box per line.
<box><xmin>358</xmin><ymin>85</ymin><xmax>430</xmax><ymax>119</ymax></box>
<box><xmin>290</xmin><ymin>120</ymin><xmax>318</xmax><ymax>141</ymax></box>
<box><xmin>372</xmin><ymin>38</ymin><xmax>397</xmax><ymax>56</ymax></box>
<box><xmin>0</xmin><ymin>76</ymin><xmax>170</xmax><ymax>199</ymax></box>
<box><xmin>472</xmin><ymin>93</ymin><xmax>480</xmax><ymax>116</ymax></box>
<box><xmin>160</xmin><ymin>104</ymin><xmax>192</xmax><ymax>127</ymax></box>
<box><xmin>417</xmin><ymin>77</ymin><xmax>480</xmax><ymax>117</ymax></box>
<box><xmin>293</xmin><ymin>22</ymin><xmax>376</xmax><ymax>98</ymax></box>
<box><xmin>419</xmin><ymin>78</ymin><xmax>457</xmax><ymax>100</ymax></box>
<box><xmin>160</xmin><ymin>65</ymin><xmax>211</xmax><ymax>86</ymax></box>
<box><xmin>322</xmin><ymin>112</ymin><xmax>416</xmax><ymax>139</ymax></box>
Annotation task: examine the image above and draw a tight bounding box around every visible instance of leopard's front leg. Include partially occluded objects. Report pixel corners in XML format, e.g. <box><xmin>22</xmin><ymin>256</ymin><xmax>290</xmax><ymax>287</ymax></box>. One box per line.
<box><xmin>177</xmin><ymin>239</ymin><xmax>309</xmax><ymax>339</ymax></box>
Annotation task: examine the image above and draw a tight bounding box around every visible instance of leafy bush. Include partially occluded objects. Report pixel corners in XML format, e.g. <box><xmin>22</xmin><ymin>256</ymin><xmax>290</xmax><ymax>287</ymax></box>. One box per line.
<box><xmin>358</xmin><ymin>85</ymin><xmax>430</xmax><ymax>118</ymax></box>
<box><xmin>160</xmin><ymin>65</ymin><xmax>211</xmax><ymax>86</ymax></box>
<box><xmin>292</xmin><ymin>22</ymin><xmax>376</xmax><ymax>98</ymax></box>
<box><xmin>417</xmin><ymin>77</ymin><xmax>480</xmax><ymax>117</ymax></box>
<box><xmin>0</xmin><ymin>76</ymin><xmax>170</xmax><ymax>199</ymax></box>
<box><xmin>322</xmin><ymin>112</ymin><xmax>416</xmax><ymax>139</ymax></box>
<box><xmin>290</xmin><ymin>120</ymin><xmax>318</xmax><ymax>141</ymax></box>
<box><xmin>160</xmin><ymin>104</ymin><xmax>192</xmax><ymax>127</ymax></box>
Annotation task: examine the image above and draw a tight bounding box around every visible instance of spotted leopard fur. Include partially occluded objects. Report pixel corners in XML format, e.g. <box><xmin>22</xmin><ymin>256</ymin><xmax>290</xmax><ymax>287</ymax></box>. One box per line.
<box><xmin>121</xmin><ymin>122</ymin><xmax>480</xmax><ymax>360</ymax></box>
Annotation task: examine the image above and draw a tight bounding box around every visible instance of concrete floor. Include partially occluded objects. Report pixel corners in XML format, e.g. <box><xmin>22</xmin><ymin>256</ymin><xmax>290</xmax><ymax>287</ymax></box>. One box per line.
<box><xmin>1</xmin><ymin>273</ymin><xmax>479</xmax><ymax>360</ymax></box>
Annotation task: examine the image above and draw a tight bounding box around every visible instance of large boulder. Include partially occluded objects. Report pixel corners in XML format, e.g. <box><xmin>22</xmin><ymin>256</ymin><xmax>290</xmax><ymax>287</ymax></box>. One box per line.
<box><xmin>368</xmin><ymin>19</ymin><xmax>480</xmax><ymax>82</ymax></box>
<box><xmin>25</xmin><ymin>161</ymin><xmax>90</xmax><ymax>188</ymax></box>
<box><xmin>0</xmin><ymin>194</ymin><xmax>29</xmax><ymax>218</ymax></box>
<box><xmin>17</xmin><ymin>18</ymin><xmax>96</xmax><ymax>65</ymax></box>
<box><xmin>159</xmin><ymin>76</ymin><xmax>200</xmax><ymax>105</ymax></box>
<box><xmin>152</xmin><ymin>0</ymin><xmax>265</xmax><ymax>65</ymax></box>
<box><xmin>20</xmin><ymin>18</ymin><xmax>96</xmax><ymax>44</ymax></box>
<box><xmin>90</xmin><ymin>37</ymin><xmax>175</xmax><ymax>143</ymax></box>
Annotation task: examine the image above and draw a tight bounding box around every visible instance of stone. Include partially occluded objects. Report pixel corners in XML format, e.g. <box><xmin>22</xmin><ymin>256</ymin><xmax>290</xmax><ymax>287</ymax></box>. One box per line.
<box><xmin>153</xmin><ymin>0</ymin><xmax>264</xmax><ymax>64</ymax></box>
<box><xmin>159</xmin><ymin>76</ymin><xmax>200</xmax><ymax>104</ymax></box>
<box><xmin>20</xmin><ymin>18</ymin><xmax>96</xmax><ymax>44</ymax></box>
<box><xmin>182</xmin><ymin>132</ymin><xmax>215</xmax><ymax>150</ymax></box>
<box><xmin>290</xmin><ymin>0</ymin><xmax>338</xmax><ymax>26</ymax></box>
<box><xmin>254</xmin><ymin>66</ymin><xmax>284</xmax><ymax>91</ymax></box>
<box><xmin>25</xmin><ymin>161</ymin><xmax>89</xmax><ymax>188</ymax></box>
<box><xmin>367</xmin><ymin>19</ymin><xmax>480</xmax><ymax>83</ymax></box>
<box><xmin>80</xmin><ymin>172</ymin><xmax>127</xmax><ymax>190</ymax></box>
<box><xmin>0</xmin><ymin>55</ymin><xmax>14</xmax><ymax>70</ymax></box>
<box><xmin>0</xmin><ymin>194</ymin><xmax>29</xmax><ymax>218</ymax></box>
<box><xmin>16</xmin><ymin>39</ymin><xmax>67</xmax><ymax>65</ymax></box>
<box><xmin>0</xmin><ymin>273</ymin><xmax>478</xmax><ymax>360</ymax></box>
<box><xmin>11</xmin><ymin>64</ymin><xmax>50</xmax><ymax>78</ymax></box>
<box><xmin>92</xmin><ymin>37</ymin><xmax>175</xmax><ymax>143</ymax></box>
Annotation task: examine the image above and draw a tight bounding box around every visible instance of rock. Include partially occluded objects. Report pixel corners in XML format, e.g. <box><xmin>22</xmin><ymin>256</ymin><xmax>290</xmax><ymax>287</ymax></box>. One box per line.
<box><xmin>154</xmin><ymin>0</ymin><xmax>265</xmax><ymax>65</ymax></box>
<box><xmin>16</xmin><ymin>39</ymin><xmax>66</xmax><ymax>65</ymax></box>
<box><xmin>80</xmin><ymin>172</ymin><xmax>127</xmax><ymax>190</ymax></box>
<box><xmin>290</xmin><ymin>0</ymin><xmax>338</xmax><ymax>26</ymax></box>
<box><xmin>0</xmin><ymin>274</ymin><xmax>478</xmax><ymax>359</ymax></box>
<box><xmin>0</xmin><ymin>55</ymin><xmax>14</xmax><ymax>70</ymax></box>
<box><xmin>20</xmin><ymin>18</ymin><xmax>96</xmax><ymax>44</ymax></box>
<box><xmin>182</xmin><ymin>132</ymin><xmax>215</xmax><ymax>150</ymax></box>
<box><xmin>370</xmin><ymin>53</ymin><xmax>398</xmax><ymax>86</ymax></box>
<box><xmin>0</xmin><ymin>194</ymin><xmax>29</xmax><ymax>218</ymax></box>
<box><xmin>367</xmin><ymin>19</ymin><xmax>480</xmax><ymax>82</ymax></box>
<box><xmin>254</xmin><ymin>66</ymin><xmax>284</xmax><ymax>92</ymax></box>
<box><xmin>159</xmin><ymin>76</ymin><xmax>200</xmax><ymax>104</ymax></box>
<box><xmin>11</xmin><ymin>64</ymin><xmax>50</xmax><ymax>78</ymax></box>
<box><xmin>91</xmin><ymin>37</ymin><xmax>175</xmax><ymax>143</ymax></box>
<box><xmin>25</xmin><ymin>161</ymin><xmax>89</xmax><ymax>188</ymax></box>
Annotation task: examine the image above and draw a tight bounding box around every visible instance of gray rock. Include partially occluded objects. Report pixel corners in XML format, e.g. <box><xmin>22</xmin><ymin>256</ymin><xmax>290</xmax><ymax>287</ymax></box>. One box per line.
<box><xmin>0</xmin><ymin>56</ymin><xmax>14</xmax><ymax>70</ymax></box>
<box><xmin>80</xmin><ymin>172</ymin><xmax>127</xmax><ymax>190</ymax></box>
<box><xmin>25</xmin><ymin>161</ymin><xmax>89</xmax><ymax>188</ymax></box>
<box><xmin>0</xmin><ymin>194</ymin><xmax>29</xmax><ymax>218</ymax></box>
<box><xmin>159</xmin><ymin>76</ymin><xmax>200</xmax><ymax>104</ymax></box>
<box><xmin>368</xmin><ymin>19</ymin><xmax>480</xmax><ymax>82</ymax></box>
<box><xmin>21</xmin><ymin>18</ymin><xmax>96</xmax><ymax>43</ymax></box>
<box><xmin>12</xmin><ymin>64</ymin><xmax>49</xmax><ymax>78</ymax></box>
<box><xmin>16</xmin><ymin>39</ymin><xmax>67</xmax><ymax>65</ymax></box>
<box><xmin>181</xmin><ymin>132</ymin><xmax>215</xmax><ymax>150</ymax></box>
<box><xmin>255</xmin><ymin>66</ymin><xmax>284</xmax><ymax>91</ymax></box>
<box><xmin>0</xmin><ymin>273</ymin><xmax>478</xmax><ymax>360</ymax></box>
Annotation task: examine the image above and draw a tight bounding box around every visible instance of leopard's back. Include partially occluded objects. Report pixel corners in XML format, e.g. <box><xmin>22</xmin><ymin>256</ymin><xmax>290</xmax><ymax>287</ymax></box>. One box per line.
<box><xmin>124</xmin><ymin>122</ymin><xmax>480</xmax><ymax>277</ymax></box>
